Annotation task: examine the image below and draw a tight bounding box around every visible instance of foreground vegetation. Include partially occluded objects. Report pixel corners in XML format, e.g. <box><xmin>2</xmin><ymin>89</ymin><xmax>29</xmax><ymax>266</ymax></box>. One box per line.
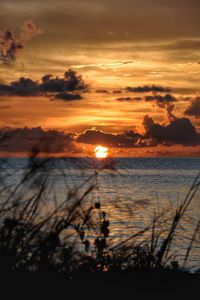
<box><xmin>0</xmin><ymin>149</ymin><xmax>200</xmax><ymax>298</ymax></box>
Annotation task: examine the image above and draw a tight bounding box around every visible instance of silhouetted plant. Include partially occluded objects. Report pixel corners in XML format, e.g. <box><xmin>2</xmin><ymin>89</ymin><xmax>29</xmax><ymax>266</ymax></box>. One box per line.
<box><xmin>0</xmin><ymin>141</ymin><xmax>200</xmax><ymax>283</ymax></box>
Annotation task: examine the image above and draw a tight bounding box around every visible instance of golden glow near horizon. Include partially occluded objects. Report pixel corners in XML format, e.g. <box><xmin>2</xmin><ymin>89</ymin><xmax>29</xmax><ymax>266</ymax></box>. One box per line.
<box><xmin>0</xmin><ymin>0</ymin><xmax>200</xmax><ymax>157</ymax></box>
<box><xmin>94</xmin><ymin>146</ymin><xmax>109</xmax><ymax>158</ymax></box>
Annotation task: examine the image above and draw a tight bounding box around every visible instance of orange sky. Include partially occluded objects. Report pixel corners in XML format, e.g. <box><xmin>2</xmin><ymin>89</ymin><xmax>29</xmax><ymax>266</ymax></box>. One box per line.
<box><xmin>0</xmin><ymin>0</ymin><xmax>200</xmax><ymax>156</ymax></box>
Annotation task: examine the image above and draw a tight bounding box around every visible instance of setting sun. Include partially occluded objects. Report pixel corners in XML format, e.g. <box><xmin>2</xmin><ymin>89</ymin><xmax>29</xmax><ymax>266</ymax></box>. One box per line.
<box><xmin>94</xmin><ymin>145</ymin><xmax>109</xmax><ymax>158</ymax></box>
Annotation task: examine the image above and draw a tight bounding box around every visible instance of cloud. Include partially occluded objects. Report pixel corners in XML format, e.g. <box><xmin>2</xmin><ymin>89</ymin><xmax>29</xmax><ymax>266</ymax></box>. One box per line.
<box><xmin>41</xmin><ymin>69</ymin><xmax>87</xmax><ymax>93</ymax></box>
<box><xmin>133</xmin><ymin>97</ymin><xmax>143</xmax><ymax>101</ymax></box>
<box><xmin>185</xmin><ymin>97</ymin><xmax>200</xmax><ymax>118</ymax></box>
<box><xmin>20</xmin><ymin>20</ymin><xmax>43</xmax><ymax>41</ymax></box>
<box><xmin>0</xmin><ymin>77</ymin><xmax>39</xmax><ymax>96</ymax></box>
<box><xmin>95</xmin><ymin>89</ymin><xmax>110</xmax><ymax>94</ymax></box>
<box><xmin>125</xmin><ymin>85</ymin><xmax>171</xmax><ymax>93</ymax></box>
<box><xmin>54</xmin><ymin>92</ymin><xmax>82</xmax><ymax>101</ymax></box>
<box><xmin>0</xmin><ymin>127</ymin><xmax>77</xmax><ymax>153</ymax></box>
<box><xmin>116</xmin><ymin>97</ymin><xmax>135</xmax><ymax>101</ymax></box>
<box><xmin>112</xmin><ymin>90</ymin><xmax>122</xmax><ymax>94</ymax></box>
<box><xmin>145</xmin><ymin>93</ymin><xmax>177</xmax><ymax>120</ymax></box>
<box><xmin>116</xmin><ymin>93</ymin><xmax>176</xmax><ymax>120</ymax></box>
<box><xmin>0</xmin><ymin>20</ymin><xmax>42</xmax><ymax>66</ymax></box>
<box><xmin>0</xmin><ymin>30</ymin><xmax>23</xmax><ymax>66</ymax></box>
<box><xmin>2</xmin><ymin>115</ymin><xmax>200</xmax><ymax>154</ymax></box>
<box><xmin>144</xmin><ymin>93</ymin><xmax>176</xmax><ymax>103</ymax></box>
<box><xmin>73</xmin><ymin>61</ymin><xmax>134</xmax><ymax>71</ymax></box>
<box><xmin>77</xmin><ymin>114</ymin><xmax>200</xmax><ymax>148</ymax></box>
<box><xmin>2</xmin><ymin>0</ymin><xmax>199</xmax><ymax>44</ymax></box>
<box><xmin>76</xmin><ymin>128</ymin><xmax>142</xmax><ymax>148</ymax></box>
<box><xmin>143</xmin><ymin>115</ymin><xmax>200</xmax><ymax>146</ymax></box>
<box><xmin>117</xmin><ymin>93</ymin><xmax>176</xmax><ymax>104</ymax></box>
<box><xmin>0</xmin><ymin>69</ymin><xmax>87</xmax><ymax>99</ymax></box>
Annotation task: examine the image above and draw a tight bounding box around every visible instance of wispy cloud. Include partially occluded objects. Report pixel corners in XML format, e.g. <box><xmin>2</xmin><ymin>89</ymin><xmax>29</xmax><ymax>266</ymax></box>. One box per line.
<box><xmin>0</xmin><ymin>20</ymin><xmax>42</xmax><ymax>66</ymax></box>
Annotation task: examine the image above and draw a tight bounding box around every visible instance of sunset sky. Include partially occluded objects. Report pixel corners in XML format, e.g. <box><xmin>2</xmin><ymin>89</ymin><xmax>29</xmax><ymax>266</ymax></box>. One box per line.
<box><xmin>0</xmin><ymin>0</ymin><xmax>200</xmax><ymax>156</ymax></box>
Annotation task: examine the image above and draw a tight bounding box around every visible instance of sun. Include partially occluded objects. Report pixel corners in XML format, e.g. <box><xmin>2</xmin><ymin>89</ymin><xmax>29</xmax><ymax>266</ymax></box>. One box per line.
<box><xmin>94</xmin><ymin>145</ymin><xmax>109</xmax><ymax>158</ymax></box>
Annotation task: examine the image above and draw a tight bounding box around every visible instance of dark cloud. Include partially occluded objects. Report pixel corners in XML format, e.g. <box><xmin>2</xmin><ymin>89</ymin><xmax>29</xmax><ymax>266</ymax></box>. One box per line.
<box><xmin>112</xmin><ymin>90</ymin><xmax>122</xmax><ymax>94</ymax></box>
<box><xmin>143</xmin><ymin>115</ymin><xmax>200</xmax><ymax>146</ymax></box>
<box><xmin>41</xmin><ymin>69</ymin><xmax>87</xmax><ymax>93</ymax></box>
<box><xmin>0</xmin><ymin>127</ymin><xmax>77</xmax><ymax>153</ymax></box>
<box><xmin>0</xmin><ymin>69</ymin><xmax>87</xmax><ymax>99</ymax></box>
<box><xmin>185</xmin><ymin>97</ymin><xmax>200</xmax><ymax>118</ymax></box>
<box><xmin>116</xmin><ymin>97</ymin><xmax>135</xmax><ymax>101</ymax></box>
<box><xmin>54</xmin><ymin>92</ymin><xmax>82</xmax><ymax>101</ymax></box>
<box><xmin>0</xmin><ymin>30</ymin><xmax>23</xmax><ymax>66</ymax></box>
<box><xmin>162</xmin><ymin>103</ymin><xmax>176</xmax><ymax>121</ymax></box>
<box><xmin>77</xmin><ymin>115</ymin><xmax>200</xmax><ymax>148</ymax></box>
<box><xmin>95</xmin><ymin>89</ymin><xmax>110</xmax><ymax>94</ymax></box>
<box><xmin>145</xmin><ymin>93</ymin><xmax>176</xmax><ymax>103</ymax></box>
<box><xmin>2</xmin><ymin>115</ymin><xmax>200</xmax><ymax>153</ymax></box>
<box><xmin>76</xmin><ymin>128</ymin><xmax>142</xmax><ymax>148</ymax></box>
<box><xmin>0</xmin><ymin>77</ymin><xmax>39</xmax><ymax>96</ymax></box>
<box><xmin>116</xmin><ymin>93</ymin><xmax>176</xmax><ymax>104</ymax></box>
<box><xmin>125</xmin><ymin>85</ymin><xmax>171</xmax><ymax>93</ymax></box>
<box><xmin>134</xmin><ymin>97</ymin><xmax>143</xmax><ymax>101</ymax></box>
<box><xmin>116</xmin><ymin>93</ymin><xmax>176</xmax><ymax>120</ymax></box>
<box><xmin>0</xmin><ymin>20</ymin><xmax>42</xmax><ymax>66</ymax></box>
<box><xmin>145</xmin><ymin>93</ymin><xmax>177</xmax><ymax>120</ymax></box>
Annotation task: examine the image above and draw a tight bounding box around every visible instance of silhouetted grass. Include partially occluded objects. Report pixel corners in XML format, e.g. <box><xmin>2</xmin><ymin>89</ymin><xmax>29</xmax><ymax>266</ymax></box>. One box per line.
<box><xmin>1</xmin><ymin>144</ymin><xmax>200</xmax><ymax>298</ymax></box>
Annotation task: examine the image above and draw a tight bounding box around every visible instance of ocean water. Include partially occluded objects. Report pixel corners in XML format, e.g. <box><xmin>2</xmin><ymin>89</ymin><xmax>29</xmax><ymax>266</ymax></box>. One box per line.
<box><xmin>1</xmin><ymin>157</ymin><xmax>200</xmax><ymax>268</ymax></box>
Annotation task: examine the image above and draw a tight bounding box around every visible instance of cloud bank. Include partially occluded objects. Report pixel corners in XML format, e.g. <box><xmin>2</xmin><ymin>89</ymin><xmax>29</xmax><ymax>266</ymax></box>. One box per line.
<box><xmin>76</xmin><ymin>114</ymin><xmax>200</xmax><ymax>148</ymax></box>
<box><xmin>1</xmin><ymin>114</ymin><xmax>200</xmax><ymax>155</ymax></box>
<box><xmin>125</xmin><ymin>85</ymin><xmax>171</xmax><ymax>93</ymax></box>
<box><xmin>0</xmin><ymin>69</ymin><xmax>87</xmax><ymax>100</ymax></box>
<box><xmin>0</xmin><ymin>127</ymin><xmax>77</xmax><ymax>153</ymax></box>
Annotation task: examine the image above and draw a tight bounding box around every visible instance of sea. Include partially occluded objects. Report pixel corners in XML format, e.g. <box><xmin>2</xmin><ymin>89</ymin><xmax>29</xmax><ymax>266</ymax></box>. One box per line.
<box><xmin>1</xmin><ymin>157</ymin><xmax>200</xmax><ymax>269</ymax></box>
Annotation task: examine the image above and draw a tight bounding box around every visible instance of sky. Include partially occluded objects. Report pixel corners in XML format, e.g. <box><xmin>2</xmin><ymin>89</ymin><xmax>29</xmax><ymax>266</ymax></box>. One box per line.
<box><xmin>0</xmin><ymin>0</ymin><xmax>200</xmax><ymax>157</ymax></box>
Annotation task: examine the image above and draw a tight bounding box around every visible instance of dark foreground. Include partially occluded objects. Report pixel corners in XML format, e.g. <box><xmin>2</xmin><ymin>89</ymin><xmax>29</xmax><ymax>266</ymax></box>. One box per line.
<box><xmin>1</xmin><ymin>269</ymin><xmax>200</xmax><ymax>300</ymax></box>
<box><xmin>1</xmin><ymin>157</ymin><xmax>200</xmax><ymax>299</ymax></box>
